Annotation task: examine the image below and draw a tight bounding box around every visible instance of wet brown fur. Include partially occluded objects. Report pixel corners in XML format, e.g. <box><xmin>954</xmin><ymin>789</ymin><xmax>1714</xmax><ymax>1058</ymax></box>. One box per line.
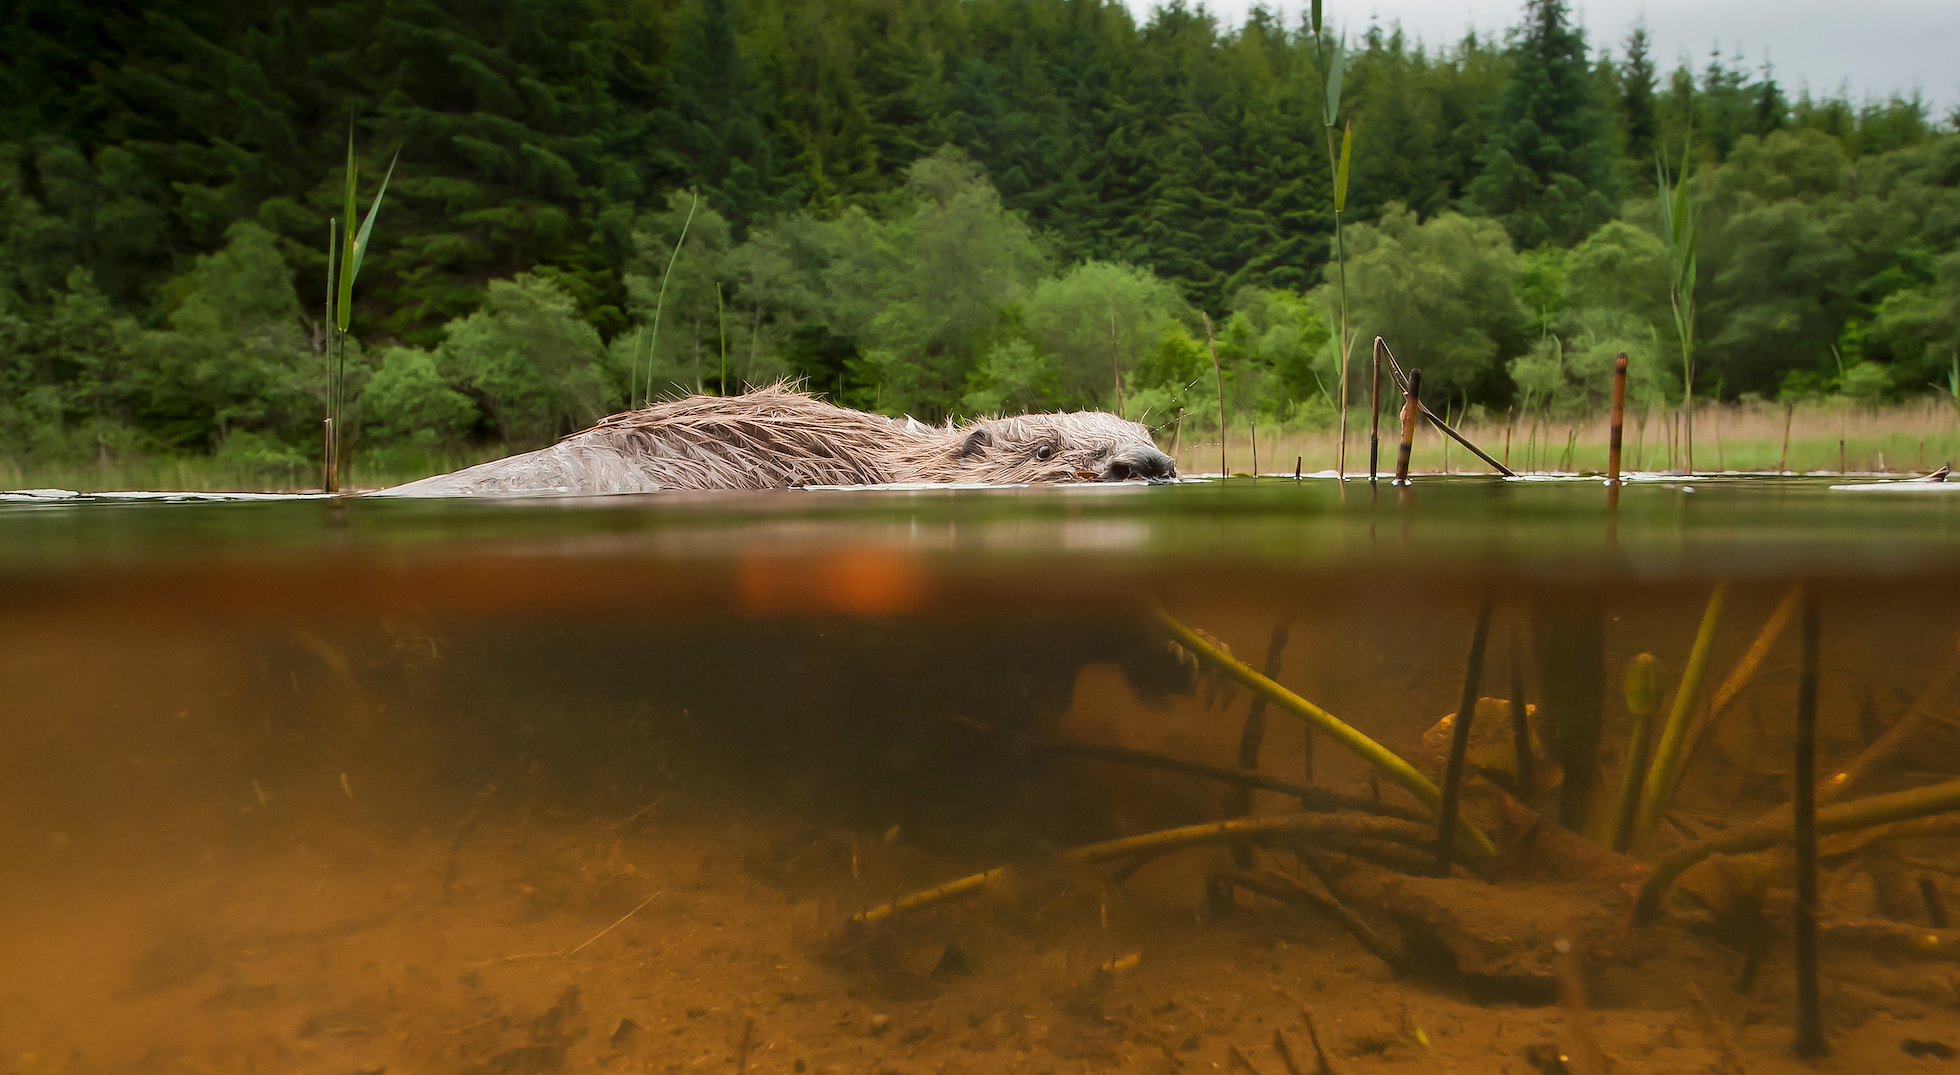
<box><xmin>380</xmin><ymin>385</ymin><xmax>1174</xmax><ymax>496</ymax></box>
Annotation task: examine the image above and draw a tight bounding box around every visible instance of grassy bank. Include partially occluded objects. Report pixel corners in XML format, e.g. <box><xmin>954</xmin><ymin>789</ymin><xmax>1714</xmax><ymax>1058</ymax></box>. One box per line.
<box><xmin>1177</xmin><ymin>398</ymin><xmax>1960</xmax><ymax>477</ymax></box>
<box><xmin>6</xmin><ymin>399</ymin><xmax>1954</xmax><ymax>493</ymax></box>
<box><xmin>0</xmin><ymin>446</ymin><xmax>499</xmax><ymax>495</ymax></box>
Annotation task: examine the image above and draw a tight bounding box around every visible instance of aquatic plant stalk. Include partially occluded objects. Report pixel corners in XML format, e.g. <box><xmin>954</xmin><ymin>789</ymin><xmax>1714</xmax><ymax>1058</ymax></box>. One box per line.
<box><xmin>1436</xmin><ymin>601</ymin><xmax>1492</xmax><ymax>875</ymax></box>
<box><xmin>1631</xmin><ymin>581</ymin><xmax>1730</xmax><ymax>847</ymax></box>
<box><xmin>1611</xmin><ymin>653</ymin><xmax>1665</xmax><ymax>853</ymax></box>
<box><xmin>1152</xmin><ymin>605</ymin><xmax>1495</xmax><ymax>858</ymax></box>
<box><xmin>1394</xmin><ymin>368</ymin><xmax>1421</xmax><ymax>484</ymax></box>
<box><xmin>1608</xmin><ymin>352</ymin><xmax>1628</xmax><ymax>503</ymax></box>
<box><xmin>1672</xmin><ymin>588</ymin><xmax>1800</xmax><ymax>787</ymax></box>
<box><xmin>1793</xmin><ymin>591</ymin><xmax>1827</xmax><ymax>1057</ymax></box>
<box><xmin>1204</xmin><ymin>311</ymin><xmax>1225</xmax><ymax>477</ymax></box>
<box><xmin>1632</xmin><ymin>778</ymin><xmax>1960</xmax><ymax>924</ymax></box>
<box><xmin>1370</xmin><ymin>336</ymin><xmax>1385</xmax><ymax>485</ymax></box>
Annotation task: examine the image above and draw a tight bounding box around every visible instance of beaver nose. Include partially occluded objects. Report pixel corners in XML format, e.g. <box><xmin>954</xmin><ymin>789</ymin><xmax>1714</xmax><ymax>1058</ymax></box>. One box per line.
<box><xmin>1102</xmin><ymin>447</ymin><xmax>1178</xmax><ymax>482</ymax></box>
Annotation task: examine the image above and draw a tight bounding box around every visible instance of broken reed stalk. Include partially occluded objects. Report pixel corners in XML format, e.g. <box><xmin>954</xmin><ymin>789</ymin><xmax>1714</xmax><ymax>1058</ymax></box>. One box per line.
<box><xmin>1632</xmin><ymin>777</ymin><xmax>1960</xmax><ymax>924</ymax></box>
<box><xmin>1369</xmin><ymin>337</ymin><xmax>1385</xmax><ymax>485</ymax></box>
<box><xmin>1252</xmin><ymin>420</ymin><xmax>1260</xmax><ymax>477</ymax></box>
<box><xmin>1394</xmin><ymin>368</ymin><xmax>1422</xmax><ymax>485</ymax></box>
<box><xmin>1204</xmin><ymin>311</ymin><xmax>1226</xmax><ymax>478</ymax></box>
<box><xmin>1820</xmin><ymin>633</ymin><xmax>1960</xmax><ymax>805</ymax></box>
<box><xmin>1608</xmin><ymin>352</ymin><xmax>1628</xmax><ymax>505</ymax></box>
<box><xmin>1631</xmin><ymin>581</ymin><xmax>1731</xmax><ymax>848</ymax></box>
<box><xmin>1793</xmin><ymin>591</ymin><xmax>1827</xmax><ymax>1058</ymax></box>
<box><xmin>853</xmin><ymin>811</ymin><xmax>1442</xmax><ymax>925</ymax></box>
<box><xmin>1152</xmin><ymin>605</ymin><xmax>1495</xmax><ymax>858</ymax></box>
<box><xmin>1377</xmin><ymin>339</ymin><xmax>1516</xmax><ymax>477</ymax></box>
<box><xmin>1436</xmin><ymin>601</ymin><xmax>1493</xmax><ymax>875</ymax></box>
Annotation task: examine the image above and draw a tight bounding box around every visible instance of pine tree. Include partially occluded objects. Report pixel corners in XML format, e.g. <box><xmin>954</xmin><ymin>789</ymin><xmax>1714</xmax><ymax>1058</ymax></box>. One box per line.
<box><xmin>1468</xmin><ymin>0</ymin><xmax>1617</xmax><ymax>248</ymax></box>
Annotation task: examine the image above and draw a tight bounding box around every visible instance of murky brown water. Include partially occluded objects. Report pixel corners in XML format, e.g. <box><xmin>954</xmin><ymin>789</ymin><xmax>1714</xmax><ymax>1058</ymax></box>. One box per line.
<box><xmin>4</xmin><ymin>478</ymin><xmax>1959</xmax><ymax>1073</ymax></box>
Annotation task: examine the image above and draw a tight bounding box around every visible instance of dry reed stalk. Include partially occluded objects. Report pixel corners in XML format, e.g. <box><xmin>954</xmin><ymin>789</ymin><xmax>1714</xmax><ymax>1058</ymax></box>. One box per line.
<box><xmin>1780</xmin><ymin>402</ymin><xmax>1794</xmax><ymax>473</ymax></box>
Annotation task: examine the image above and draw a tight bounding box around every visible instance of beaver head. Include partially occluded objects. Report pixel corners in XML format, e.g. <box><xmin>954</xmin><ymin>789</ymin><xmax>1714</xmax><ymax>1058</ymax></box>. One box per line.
<box><xmin>939</xmin><ymin>411</ymin><xmax>1178</xmax><ymax>484</ymax></box>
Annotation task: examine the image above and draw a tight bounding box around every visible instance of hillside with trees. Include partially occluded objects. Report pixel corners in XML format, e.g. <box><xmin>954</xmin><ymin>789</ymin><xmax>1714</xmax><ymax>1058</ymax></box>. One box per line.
<box><xmin>3</xmin><ymin>0</ymin><xmax>1955</xmax><ymax>481</ymax></box>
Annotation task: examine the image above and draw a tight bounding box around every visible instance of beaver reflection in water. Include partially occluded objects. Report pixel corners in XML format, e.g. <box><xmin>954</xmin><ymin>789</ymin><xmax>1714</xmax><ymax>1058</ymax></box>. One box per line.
<box><xmin>380</xmin><ymin>384</ymin><xmax>1177</xmax><ymax>496</ymax></box>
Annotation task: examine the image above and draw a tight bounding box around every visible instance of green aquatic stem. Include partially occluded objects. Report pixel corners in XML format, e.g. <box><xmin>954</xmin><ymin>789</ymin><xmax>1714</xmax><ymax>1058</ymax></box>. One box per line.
<box><xmin>1151</xmin><ymin>605</ymin><xmax>1496</xmax><ymax>859</ymax></box>
<box><xmin>1611</xmin><ymin>653</ymin><xmax>1665</xmax><ymax>853</ymax></box>
<box><xmin>1632</xmin><ymin>778</ymin><xmax>1960</xmax><ymax>925</ymax></box>
<box><xmin>1632</xmin><ymin>581</ymin><xmax>1729</xmax><ymax>847</ymax></box>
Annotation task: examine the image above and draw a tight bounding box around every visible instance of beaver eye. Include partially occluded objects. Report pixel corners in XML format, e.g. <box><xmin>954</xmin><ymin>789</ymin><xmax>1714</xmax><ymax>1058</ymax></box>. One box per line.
<box><xmin>1034</xmin><ymin>444</ymin><xmax>1055</xmax><ymax>462</ymax></box>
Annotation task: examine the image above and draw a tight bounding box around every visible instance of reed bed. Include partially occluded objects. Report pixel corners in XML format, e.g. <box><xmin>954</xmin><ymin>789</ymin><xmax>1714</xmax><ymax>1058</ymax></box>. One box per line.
<box><xmin>1181</xmin><ymin>398</ymin><xmax>1960</xmax><ymax>477</ymax></box>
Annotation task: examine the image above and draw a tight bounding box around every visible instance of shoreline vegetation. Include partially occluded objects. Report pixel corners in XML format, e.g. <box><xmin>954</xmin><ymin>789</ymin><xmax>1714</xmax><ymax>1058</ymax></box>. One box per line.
<box><xmin>6</xmin><ymin>398</ymin><xmax>1951</xmax><ymax>493</ymax></box>
<box><xmin>4</xmin><ymin>0</ymin><xmax>1957</xmax><ymax>491</ymax></box>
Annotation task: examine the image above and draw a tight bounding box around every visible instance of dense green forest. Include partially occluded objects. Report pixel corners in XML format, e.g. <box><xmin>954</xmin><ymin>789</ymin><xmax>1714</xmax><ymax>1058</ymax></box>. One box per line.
<box><xmin>3</xmin><ymin>0</ymin><xmax>1957</xmax><ymax>479</ymax></box>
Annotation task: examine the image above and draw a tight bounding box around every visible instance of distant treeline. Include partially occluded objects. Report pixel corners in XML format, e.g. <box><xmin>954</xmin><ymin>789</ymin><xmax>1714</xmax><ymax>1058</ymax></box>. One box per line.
<box><xmin>2</xmin><ymin>0</ymin><xmax>1956</xmax><ymax>476</ymax></box>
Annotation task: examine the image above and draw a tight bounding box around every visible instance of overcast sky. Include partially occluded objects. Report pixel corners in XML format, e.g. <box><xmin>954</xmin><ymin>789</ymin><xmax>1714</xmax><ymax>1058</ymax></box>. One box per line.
<box><xmin>1128</xmin><ymin>0</ymin><xmax>1959</xmax><ymax>111</ymax></box>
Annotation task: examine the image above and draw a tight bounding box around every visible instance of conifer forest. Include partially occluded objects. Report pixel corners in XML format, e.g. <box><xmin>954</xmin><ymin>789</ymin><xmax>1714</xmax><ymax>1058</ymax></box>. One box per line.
<box><xmin>4</xmin><ymin>0</ymin><xmax>1957</xmax><ymax>481</ymax></box>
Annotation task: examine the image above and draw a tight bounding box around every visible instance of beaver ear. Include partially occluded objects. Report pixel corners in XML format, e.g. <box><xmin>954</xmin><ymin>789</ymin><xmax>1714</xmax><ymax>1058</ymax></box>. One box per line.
<box><xmin>958</xmin><ymin>427</ymin><xmax>993</xmax><ymax>458</ymax></box>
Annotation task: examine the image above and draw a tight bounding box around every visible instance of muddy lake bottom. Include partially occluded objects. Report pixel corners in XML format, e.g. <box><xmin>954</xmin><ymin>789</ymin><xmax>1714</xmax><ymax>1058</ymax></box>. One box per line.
<box><xmin>4</xmin><ymin>478</ymin><xmax>1960</xmax><ymax>1073</ymax></box>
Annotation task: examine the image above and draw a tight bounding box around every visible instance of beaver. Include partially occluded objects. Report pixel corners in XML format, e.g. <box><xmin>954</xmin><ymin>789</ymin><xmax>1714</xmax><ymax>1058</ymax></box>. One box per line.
<box><xmin>378</xmin><ymin>384</ymin><xmax>1177</xmax><ymax>496</ymax></box>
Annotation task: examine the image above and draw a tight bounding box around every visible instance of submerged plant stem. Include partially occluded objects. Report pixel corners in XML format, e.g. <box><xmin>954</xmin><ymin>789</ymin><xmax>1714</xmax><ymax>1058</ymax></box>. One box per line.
<box><xmin>853</xmin><ymin>811</ymin><xmax>1440</xmax><ymax>925</ymax></box>
<box><xmin>1632</xmin><ymin>581</ymin><xmax>1731</xmax><ymax>847</ymax></box>
<box><xmin>1151</xmin><ymin>605</ymin><xmax>1495</xmax><ymax>858</ymax></box>
<box><xmin>1632</xmin><ymin>778</ymin><xmax>1960</xmax><ymax>924</ymax></box>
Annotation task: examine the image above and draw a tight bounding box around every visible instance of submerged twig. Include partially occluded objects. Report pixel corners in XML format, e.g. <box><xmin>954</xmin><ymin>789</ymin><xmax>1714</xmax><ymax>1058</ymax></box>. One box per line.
<box><xmin>1152</xmin><ymin>605</ymin><xmax>1495</xmax><ymax>858</ymax></box>
<box><xmin>1821</xmin><ymin>632</ymin><xmax>1960</xmax><ymax>804</ymax></box>
<box><xmin>1222</xmin><ymin>867</ymin><xmax>1401</xmax><ymax>974</ymax></box>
